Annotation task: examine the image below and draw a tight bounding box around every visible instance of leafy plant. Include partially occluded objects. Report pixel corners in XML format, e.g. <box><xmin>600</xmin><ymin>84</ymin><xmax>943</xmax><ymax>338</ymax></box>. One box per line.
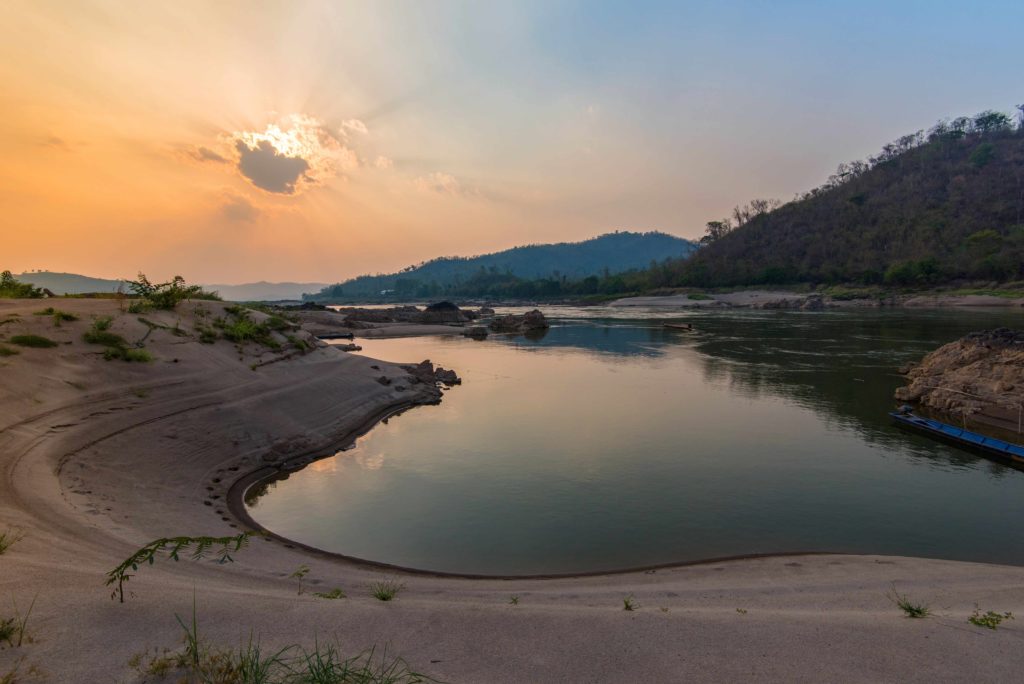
<box><xmin>509</xmin><ymin>595</ymin><xmax>519</xmax><ymax>605</ymax></box>
<box><xmin>968</xmin><ymin>606</ymin><xmax>1014</xmax><ymax>630</ymax></box>
<box><xmin>370</xmin><ymin>579</ymin><xmax>404</xmax><ymax>602</ymax></box>
<box><xmin>127</xmin><ymin>272</ymin><xmax>220</xmax><ymax>310</ymax></box>
<box><xmin>0</xmin><ymin>528</ymin><xmax>24</xmax><ymax>554</ymax></box>
<box><xmin>622</xmin><ymin>595</ymin><xmax>637</xmax><ymax>611</ymax></box>
<box><xmin>9</xmin><ymin>335</ymin><xmax>58</xmax><ymax>348</ymax></box>
<box><xmin>106</xmin><ymin>533</ymin><xmax>253</xmax><ymax>603</ymax></box>
<box><xmin>886</xmin><ymin>585</ymin><xmax>930</xmax><ymax>618</ymax></box>
<box><xmin>313</xmin><ymin>588</ymin><xmax>346</xmax><ymax>600</ymax></box>
<box><xmin>0</xmin><ymin>345</ymin><xmax>17</xmax><ymax>357</ymax></box>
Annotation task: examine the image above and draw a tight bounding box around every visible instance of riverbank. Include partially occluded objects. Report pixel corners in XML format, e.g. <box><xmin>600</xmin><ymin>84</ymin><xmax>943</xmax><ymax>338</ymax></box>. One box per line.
<box><xmin>1</xmin><ymin>298</ymin><xmax>1023</xmax><ymax>682</ymax></box>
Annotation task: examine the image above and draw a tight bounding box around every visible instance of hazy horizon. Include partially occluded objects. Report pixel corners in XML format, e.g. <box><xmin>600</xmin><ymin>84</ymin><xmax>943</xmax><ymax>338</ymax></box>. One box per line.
<box><xmin>3</xmin><ymin>0</ymin><xmax>1021</xmax><ymax>283</ymax></box>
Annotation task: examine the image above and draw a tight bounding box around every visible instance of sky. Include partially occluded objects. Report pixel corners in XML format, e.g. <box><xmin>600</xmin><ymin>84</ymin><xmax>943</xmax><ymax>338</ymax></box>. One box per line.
<box><xmin>1</xmin><ymin>0</ymin><xmax>1021</xmax><ymax>284</ymax></box>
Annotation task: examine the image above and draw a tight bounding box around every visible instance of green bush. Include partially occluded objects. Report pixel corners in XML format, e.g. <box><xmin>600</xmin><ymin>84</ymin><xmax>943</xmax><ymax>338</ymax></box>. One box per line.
<box><xmin>10</xmin><ymin>335</ymin><xmax>58</xmax><ymax>348</ymax></box>
<box><xmin>83</xmin><ymin>318</ymin><xmax>152</xmax><ymax>362</ymax></box>
<box><xmin>0</xmin><ymin>345</ymin><xmax>18</xmax><ymax>356</ymax></box>
<box><xmin>128</xmin><ymin>273</ymin><xmax>220</xmax><ymax>310</ymax></box>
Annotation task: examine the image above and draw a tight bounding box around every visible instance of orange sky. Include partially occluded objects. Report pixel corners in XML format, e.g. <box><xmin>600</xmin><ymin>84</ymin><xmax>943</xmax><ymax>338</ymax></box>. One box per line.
<box><xmin>2</xmin><ymin>1</ymin><xmax>1018</xmax><ymax>283</ymax></box>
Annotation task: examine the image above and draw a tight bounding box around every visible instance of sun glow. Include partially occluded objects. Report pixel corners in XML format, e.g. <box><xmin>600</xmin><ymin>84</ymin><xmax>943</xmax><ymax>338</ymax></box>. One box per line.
<box><xmin>228</xmin><ymin>114</ymin><xmax>358</xmax><ymax>194</ymax></box>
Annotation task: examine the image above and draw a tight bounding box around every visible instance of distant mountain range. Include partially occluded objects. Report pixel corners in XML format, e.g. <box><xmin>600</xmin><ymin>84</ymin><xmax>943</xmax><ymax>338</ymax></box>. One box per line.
<box><xmin>305</xmin><ymin>231</ymin><xmax>697</xmax><ymax>301</ymax></box>
<box><xmin>13</xmin><ymin>272</ymin><xmax>328</xmax><ymax>302</ymax></box>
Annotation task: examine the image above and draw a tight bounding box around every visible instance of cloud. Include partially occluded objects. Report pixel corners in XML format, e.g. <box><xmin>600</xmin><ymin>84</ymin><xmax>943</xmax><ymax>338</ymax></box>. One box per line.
<box><xmin>192</xmin><ymin>146</ymin><xmax>228</xmax><ymax>163</ymax></box>
<box><xmin>374</xmin><ymin>155</ymin><xmax>393</xmax><ymax>170</ymax></box>
<box><xmin>414</xmin><ymin>171</ymin><xmax>466</xmax><ymax>196</ymax></box>
<box><xmin>220</xmin><ymin>193</ymin><xmax>260</xmax><ymax>222</ymax></box>
<box><xmin>37</xmin><ymin>135</ymin><xmax>70</xmax><ymax>150</ymax></box>
<box><xmin>234</xmin><ymin>139</ymin><xmax>310</xmax><ymax>194</ymax></box>
<box><xmin>230</xmin><ymin>114</ymin><xmax>358</xmax><ymax>194</ymax></box>
<box><xmin>341</xmin><ymin>119</ymin><xmax>368</xmax><ymax>135</ymax></box>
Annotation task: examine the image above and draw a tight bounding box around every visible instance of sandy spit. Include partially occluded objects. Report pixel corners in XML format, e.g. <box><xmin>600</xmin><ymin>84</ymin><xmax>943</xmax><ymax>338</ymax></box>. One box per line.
<box><xmin>1</xmin><ymin>298</ymin><xmax>1023</xmax><ymax>683</ymax></box>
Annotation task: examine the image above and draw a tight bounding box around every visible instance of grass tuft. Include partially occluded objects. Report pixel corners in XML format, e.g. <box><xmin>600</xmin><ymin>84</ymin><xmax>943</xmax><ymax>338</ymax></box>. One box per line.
<box><xmin>0</xmin><ymin>345</ymin><xmax>18</xmax><ymax>357</ymax></box>
<box><xmin>0</xmin><ymin>528</ymin><xmax>24</xmax><ymax>555</ymax></box>
<box><xmin>313</xmin><ymin>588</ymin><xmax>347</xmax><ymax>600</ymax></box>
<box><xmin>0</xmin><ymin>594</ymin><xmax>37</xmax><ymax>648</ymax></box>
<box><xmin>370</xmin><ymin>579</ymin><xmax>404</xmax><ymax>602</ymax></box>
<box><xmin>9</xmin><ymin>335</ymin><xmax>58</xmax><ymax>348</ymax></box>
<box><xmin>622</xmin><ymin>595</ymin><xmax>637</xmax><ymax>611</ymax></box>
<box><xmin>887</xmin><ymin>585</ymin><xmax>930</xmax><ymax>618</ymax></box>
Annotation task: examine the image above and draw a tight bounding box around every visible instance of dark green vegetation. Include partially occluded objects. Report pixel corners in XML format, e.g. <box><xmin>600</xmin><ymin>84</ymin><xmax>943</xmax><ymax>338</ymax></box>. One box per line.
<box><xmin>8</xmin><ymin>334</ymin><xmax>58</xmax><ymax>348</ymax></box>
<box><xmin>304</xmin><ymin>231</ymin><xmax>696</xmax><ymax>302</ymax></box>
<box><xmin>0</xmin><ymin>271</ymin><xmax>43</xmax><ymax>298</ymax></box>
<box><xmin>106</xmin><ymin>533</ymin><xmax>252</xmax><ymax>603</ymax></box>
<box><xmin>668</xmin><ymin>107</ymin><xmax>1024</xmax><ymax>287</ymax></box>
<box><xmin>0</xmin><ymin>345</ymin><xmax>18</xmax><ymax>357</ymax></box>
<box><xmin>127</xmin><ymin>273</ymin><xmax>220</xmax><ymax>310</ymax></box>
<box><xmin>136</xmin><ymin>605</ymin><xmax>434</xmax><ymax>684</ymax></box>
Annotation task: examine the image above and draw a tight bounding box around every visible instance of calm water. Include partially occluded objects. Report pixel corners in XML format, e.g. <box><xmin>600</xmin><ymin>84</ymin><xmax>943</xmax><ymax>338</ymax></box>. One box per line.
<box><xmin>247</xmin><ymin>307</ymin><xmax>1024</xmax><ymax>574</ymax></box>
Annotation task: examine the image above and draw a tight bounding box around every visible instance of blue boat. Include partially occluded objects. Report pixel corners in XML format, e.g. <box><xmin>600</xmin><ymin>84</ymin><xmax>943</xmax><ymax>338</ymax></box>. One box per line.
<box><xmin>890</xmin><ymin>406</ymin><xmax>1024</xmax><ymax>464</ymax></box>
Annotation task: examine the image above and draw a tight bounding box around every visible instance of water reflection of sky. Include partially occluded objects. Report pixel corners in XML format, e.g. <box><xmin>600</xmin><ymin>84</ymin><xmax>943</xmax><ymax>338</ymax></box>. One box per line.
<box><xmin>248</xmin><ymin>307</ymin><xmax>1024</xmax><ymax>574</ymax></box>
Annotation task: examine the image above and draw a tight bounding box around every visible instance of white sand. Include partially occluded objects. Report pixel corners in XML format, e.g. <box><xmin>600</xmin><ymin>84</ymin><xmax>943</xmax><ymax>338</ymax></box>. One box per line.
<box><xmin>2</xmin><ymin>298</ymin><xmax>1023</xmax><ymax>682</ymax></box>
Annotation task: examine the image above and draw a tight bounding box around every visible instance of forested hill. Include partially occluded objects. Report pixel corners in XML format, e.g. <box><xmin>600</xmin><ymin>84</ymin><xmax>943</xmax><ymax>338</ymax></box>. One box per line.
<box><xmin>305</xmin><ymin>231</ymin><xmax>697</xmax><ymax>300</ymax></box>
<box><xmin>675</xmin><ymin>108</ymin><xmax>1024</xmax><ymax>287</ymax></box>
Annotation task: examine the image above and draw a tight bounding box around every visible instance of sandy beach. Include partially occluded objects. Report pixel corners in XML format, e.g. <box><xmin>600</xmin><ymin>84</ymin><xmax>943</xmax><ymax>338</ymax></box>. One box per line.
<box><xmin>2</xmin><ymin>298</ymin><xmax>1023</xmax><ymax>682</ymax></box>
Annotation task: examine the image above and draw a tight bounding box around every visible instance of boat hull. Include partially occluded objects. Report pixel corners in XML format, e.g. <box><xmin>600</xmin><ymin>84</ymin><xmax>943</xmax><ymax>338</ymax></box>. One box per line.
<box><xmin>890</xmin><ymin>411</ymin><xmax>1024</xmax><ymax>465</ymax></box>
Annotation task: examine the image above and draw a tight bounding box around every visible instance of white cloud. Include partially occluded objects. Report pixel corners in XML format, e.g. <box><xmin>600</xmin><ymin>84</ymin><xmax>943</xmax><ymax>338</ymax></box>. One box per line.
<box><xmin>374</xmin><ymin>155</ymin><xmax>393</xmax><ymax>170</ymax></box>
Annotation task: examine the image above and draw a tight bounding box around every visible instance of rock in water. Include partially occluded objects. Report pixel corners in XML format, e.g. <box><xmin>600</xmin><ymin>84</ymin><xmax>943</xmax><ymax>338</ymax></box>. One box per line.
<box><xmin>489</xmin><ymin>309</ymin><xmax>550</xmax><ymax>333</ymax></box>
<box><xmin>421</xmin><ymin>301</ymin><xmax>468</xmax><ymax>324</ymax></box>
<box><xmin>402</xmin><ymin>359</ymin><xmax>462</xmax><ymax>387</ymax></box>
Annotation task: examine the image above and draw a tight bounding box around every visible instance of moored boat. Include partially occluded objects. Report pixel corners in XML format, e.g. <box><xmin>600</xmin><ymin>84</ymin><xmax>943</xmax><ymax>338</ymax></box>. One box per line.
<box><xmin>890</xmin><ymin>406</ymin><xmax>1024</xmax><ymax>464</ymax></box>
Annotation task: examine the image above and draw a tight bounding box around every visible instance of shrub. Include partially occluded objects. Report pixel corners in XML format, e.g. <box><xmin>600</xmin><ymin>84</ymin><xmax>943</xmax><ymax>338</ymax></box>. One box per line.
<box><xmin>9</xmin><ymin>335</ymin><xmax>58</xmax><ymax>348</ymax></box>
<box><xmin>127</xmin><ymin>273</ymin><xmax>220</xmax><ymax>310</ymax></box>
<box><xmin>0</xmin><ymin>345</ymin><xmax>18</xmax><ymax>357</ymax></box>
<box><xmin>370</xmin><ymin>579</ymin><xmax>404</xmax><ymax>601</ymax></box>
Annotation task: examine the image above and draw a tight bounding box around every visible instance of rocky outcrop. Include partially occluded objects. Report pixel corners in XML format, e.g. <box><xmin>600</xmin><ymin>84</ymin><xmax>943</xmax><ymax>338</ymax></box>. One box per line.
<box><xmin>489</xmin><ymin>309</ymin><xmax>550</xmax><ymax>333</ymax></box>
<box><xmin>894</xmin><ymin>328</ymin><xmax>1024</xmax><ymax>428</ymax></box>
<box><xmin>463</xmin><ymin>326</ymin><xmax>488</xmax><ymax>339</ymax></box>
<box><xmin>402</xmin><ymin>359</ymin><xmax>462</xmax><ymax>387</ymax></box>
